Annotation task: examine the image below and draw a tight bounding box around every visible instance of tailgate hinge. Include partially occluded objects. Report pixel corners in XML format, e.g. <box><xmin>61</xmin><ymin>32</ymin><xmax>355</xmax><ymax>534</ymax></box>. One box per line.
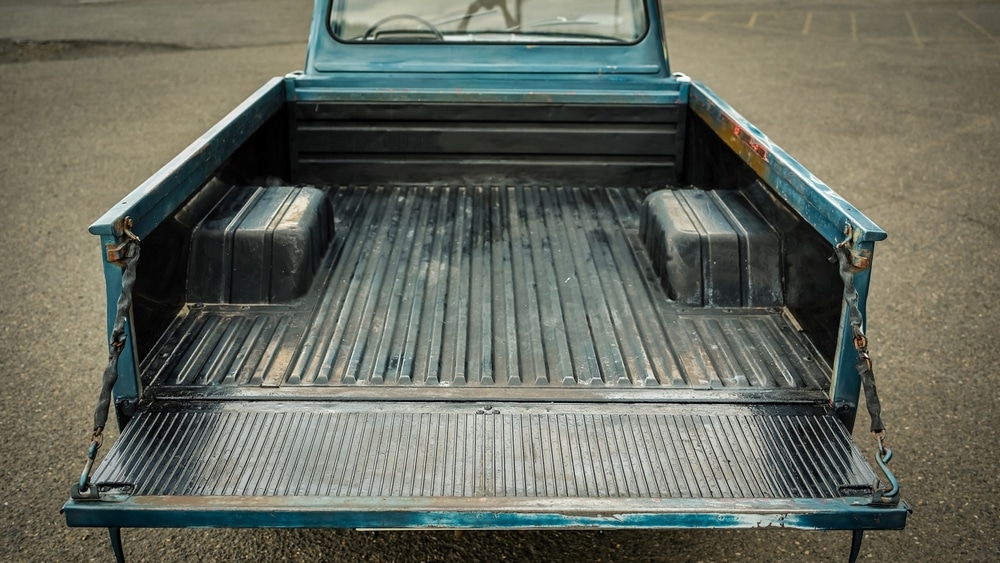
<box><xmin>105</xmin><ymin>217</ymin><xmax>140</xmax><ymax>263</ymax></box>
<box><xmin>839</xmin><ymin>224</ymin><xmax>871</xmax><ymax>270</ymax></box>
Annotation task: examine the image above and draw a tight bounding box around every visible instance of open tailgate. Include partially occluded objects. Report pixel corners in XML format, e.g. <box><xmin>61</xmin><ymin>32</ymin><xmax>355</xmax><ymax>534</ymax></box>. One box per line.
<box><xmin>64</xmin><ymin>400</ymin><xmax>907</xmax><ymax>531</ymax></box>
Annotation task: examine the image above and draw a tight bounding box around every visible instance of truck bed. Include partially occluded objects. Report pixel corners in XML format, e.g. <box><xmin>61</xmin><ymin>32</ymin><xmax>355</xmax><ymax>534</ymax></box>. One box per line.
<box><xmin>141</xmin><ymin>185</ymin><xmax>829</xmax><ymax>401</ymax></box>
<box><xmin>67</xmin><ymin>130</ymin><xmax>906</xmax><ymax>535</ymax></box>
<box><xmin>74</xmin><ymin>186</ymin><xmax>894</xmax><ymax>528</ymax></box>
<box><xmin>64</xmin><ymin>10</ymin><xmax>909</xmax><ymax>543</ymax></box>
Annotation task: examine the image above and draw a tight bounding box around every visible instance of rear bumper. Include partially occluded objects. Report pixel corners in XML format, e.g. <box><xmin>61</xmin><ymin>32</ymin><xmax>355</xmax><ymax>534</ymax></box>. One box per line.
<box><xmin>65</xmin><ymin>495</ymin><xmax>909</xmax><ymax>530</ymax></box>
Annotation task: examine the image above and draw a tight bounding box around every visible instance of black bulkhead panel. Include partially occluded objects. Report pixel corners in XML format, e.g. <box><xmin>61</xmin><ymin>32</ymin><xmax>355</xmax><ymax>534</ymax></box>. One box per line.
<box><xmin>290</xmin><ymin>102</ymin><xmax>686</xmax><ymax>187</ymax></box>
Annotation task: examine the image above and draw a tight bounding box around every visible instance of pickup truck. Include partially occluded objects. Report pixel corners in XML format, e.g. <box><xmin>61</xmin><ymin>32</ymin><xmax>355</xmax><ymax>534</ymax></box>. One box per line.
<box><xmin>63</xmin><ymin>0</ymin><xmax>908</xmax><ymax>561</ymax></box>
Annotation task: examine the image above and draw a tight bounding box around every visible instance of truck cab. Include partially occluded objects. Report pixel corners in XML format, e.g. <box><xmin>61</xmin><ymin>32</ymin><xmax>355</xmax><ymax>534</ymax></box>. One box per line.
<box><xmin>64</xmin><ymin>1</ymin><xmax>908</xmax><ymax>561</ymax></box>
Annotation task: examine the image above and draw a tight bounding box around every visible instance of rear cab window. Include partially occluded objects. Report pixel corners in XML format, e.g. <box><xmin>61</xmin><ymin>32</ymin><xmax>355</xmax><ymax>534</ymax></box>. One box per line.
<box><xmin>330</xmin><ymin>0</ymin><xmax>648</xmax><ymax>44</ymax></box>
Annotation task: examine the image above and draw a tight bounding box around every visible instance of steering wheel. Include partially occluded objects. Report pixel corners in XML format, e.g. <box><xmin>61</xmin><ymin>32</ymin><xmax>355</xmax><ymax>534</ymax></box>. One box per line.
<box><xmin>363</xmin><ymin>14</ymin><xmax>445</xmax><ymax>41</ymax></box>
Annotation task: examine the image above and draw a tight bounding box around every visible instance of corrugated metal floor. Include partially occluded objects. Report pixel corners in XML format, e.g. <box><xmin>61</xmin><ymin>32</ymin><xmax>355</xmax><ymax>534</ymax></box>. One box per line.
<box><xmin>92</xmin><ymin>402</ymin><xmax>876</xmax><ymax>499</ymax></box>
<box><xmin>142</xmin><ymin>186</ymin><xmax>829</xmax><ymax>396</ymax></box>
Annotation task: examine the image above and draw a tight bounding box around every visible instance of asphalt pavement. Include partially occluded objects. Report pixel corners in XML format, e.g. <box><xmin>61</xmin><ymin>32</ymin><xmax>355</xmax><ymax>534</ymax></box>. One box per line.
<box><xmin>1</xmin><ymin>0</ymin><xmax>998</xmax><ymax>561</ymax></box>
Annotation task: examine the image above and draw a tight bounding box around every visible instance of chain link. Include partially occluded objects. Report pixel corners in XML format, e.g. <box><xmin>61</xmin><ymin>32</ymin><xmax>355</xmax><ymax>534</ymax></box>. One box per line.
<box><xmin>834</xmin><ymin>240</ymin><xmax>884</xmax><ymax>435</ymax></box>
<box><xmin>78</xmin><ymin>220</ymin><xmax>140</xmax><ymax>494</ymax></box>
<box><xmin>835</xmin><ymin>237</ymin><xmax>898</xmax><ymax>504</ymax></box>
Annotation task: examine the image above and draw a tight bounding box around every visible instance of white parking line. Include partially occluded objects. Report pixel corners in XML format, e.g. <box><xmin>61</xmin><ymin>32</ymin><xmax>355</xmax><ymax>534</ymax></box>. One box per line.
<box><xmin>904</xmin><ymin>12</ymin><xmax>924</xmax><ymax>47</ymax></box>
<box><xmin>665</xmin><ymin>8</ymin><xmax>1000</xmax><ymax>46</ymax></box>
<box><xmin>957</xmin><ymin>11</ymin><xmax>999</xmax><ymax>43</ymax></box>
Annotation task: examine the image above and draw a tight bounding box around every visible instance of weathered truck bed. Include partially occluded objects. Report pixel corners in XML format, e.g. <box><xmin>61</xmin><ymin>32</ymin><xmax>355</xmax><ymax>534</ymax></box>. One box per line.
<box><xmin>65</xmin><ymin>79</ymin><xmax>907</xmax><ymax>538</ymax></box>
<box><xmin>65</xmin><ymin>0</ymin><xmax>909</xmax><ymax>549</ymax></box>
<box><xmin>141</xmin><ymin>185</ymin><xmax>829</xmax><ymax>400</ymax></box>
<box><xmin>67</xmin><ymin>183</ymin><xmax>905</xmax><ymax>531</ymax></box>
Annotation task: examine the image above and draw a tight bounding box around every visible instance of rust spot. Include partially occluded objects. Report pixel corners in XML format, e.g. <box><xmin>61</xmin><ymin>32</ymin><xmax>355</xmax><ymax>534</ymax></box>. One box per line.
<box><xmin>106</xmin><ymin>216</ymin><xmax>140</xmax><ymax>264</ymax></box>
<box><xmin>851</xmin><ymin>249</ymin><xmax>871</xmax><ymax>270</ymax></box>
<box><xmin>733</xmin><ymin>124</ymin><xmax>768</xmax><ymax>160</ymax></box>
<box><xmin>105</xmin><ymin>242</ymin><xmax>130</xmax><ymax>264</ymax></box>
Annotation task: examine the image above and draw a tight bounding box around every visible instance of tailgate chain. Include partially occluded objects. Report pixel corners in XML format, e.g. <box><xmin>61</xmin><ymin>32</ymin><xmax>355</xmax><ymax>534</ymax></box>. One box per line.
<box><xmin>835</xmin><ymin>236</ymin><xmax>899</xmax><ymax>506</ymax></box>
<box><xmin>72</xmin><ymin>218</ymin><xmax>140</xmax><ymax>500</ymax></box>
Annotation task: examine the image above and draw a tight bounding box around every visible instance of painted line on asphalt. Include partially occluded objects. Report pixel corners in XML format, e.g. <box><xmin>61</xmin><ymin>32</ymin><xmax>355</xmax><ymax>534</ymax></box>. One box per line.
<box><xmin>904</xmin><ymin>11</ymin><xmax>924</xmax><ymax>47</ymax></box>
<box><xmin>957</xmin><ymin>11</ymin><xmax>1000</xmax><ymax>43</ymax></box>
<box><xmin>666</xmin><ymin>9</ymin><xmax>1000</xmax><ymax>47</ymax></box>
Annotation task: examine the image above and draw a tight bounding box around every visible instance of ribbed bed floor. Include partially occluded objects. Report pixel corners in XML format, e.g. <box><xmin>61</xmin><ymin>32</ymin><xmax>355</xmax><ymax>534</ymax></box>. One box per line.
<box><xmin>72</xmin><ymin>187</ymin><xmax>903</xmax><ymax>532</ymax></box>
<box><xmin>142</xmin><ymin>185</ymin><xmax>829</xmax><ymax>395</ymax></box>
<box><xmin>92</xmin><ymin>402</ymin><xmax>876</xmax><ymax>499</ymax></box>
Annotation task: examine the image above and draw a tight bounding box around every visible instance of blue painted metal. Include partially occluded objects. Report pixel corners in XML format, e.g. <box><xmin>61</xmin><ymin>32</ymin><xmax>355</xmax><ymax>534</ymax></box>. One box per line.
<box><xmin>88</xmin><ymin>78</ymin><xmax>284</xmax><ymax>417</ymax></box>
<box><xmin>79</xmin><ymin>441</ymin><xmax>99</xmax><ymax>490</ymax></box>
<box><xmin>97</xmin><ymin>237</ymin><xmax>140</xmax><ymax>426</ymax></box>
<box><xmin>289</xmin><ymin>75</ymin><xmax>687</xmax><ymax>104</ymax></box>
<box><xmin>292</xmin><ymin>0</ymin><xmax>686</xmax><ymax>105</ymax></box>
<box><xmin>831</xmin><ymin>241</ymin><xmax>875</xmax><ymax>428</ymax></box>
<box><xmin>876</xmin><ymin>441</ymin><xmax>901</xmax><ymax>500</ymax></box>
<box><xmin>305</xmin><ymin>0</ymin><xmax>670</xmax><ymax>77</ymax></box>
<box><xmin>89</xmin><ymin>77</ymin><xmax>285</xmax><ymax>240</ymax></box>
<box><xmin>73</xmin><ymin>0</ymin><xmax>904</xmax><ymax>541</ymax></box>
<box><xmin>63</xmin><ymin>496</ymin><xmax>910</xmax><ymax>531</ymax></box>
<box><xmin>687</xmin><ymin>83</ymin><xmax>886</xmax><ymax>247</ymax></box>
<box><xmin>687</xmin><ymin>82</ymin><xmax>887</xmax><ymax>419</ymax></box>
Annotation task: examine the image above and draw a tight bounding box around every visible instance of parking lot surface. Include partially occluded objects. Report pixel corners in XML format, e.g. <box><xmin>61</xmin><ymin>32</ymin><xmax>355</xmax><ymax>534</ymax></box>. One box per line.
<box><xmin>1</xmin><ymin>1</ymin><xmax>997</xmax><ymax>560</ymax></box>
